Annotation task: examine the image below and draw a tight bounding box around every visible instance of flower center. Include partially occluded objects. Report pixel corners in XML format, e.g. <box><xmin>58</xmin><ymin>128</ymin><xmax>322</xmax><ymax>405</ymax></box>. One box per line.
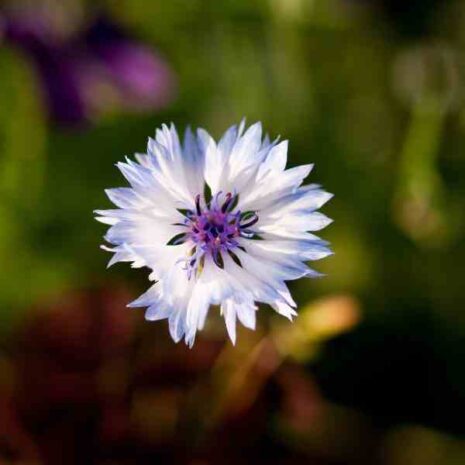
<box><xmin>167</xmin><ymin>191</ymin><xmax>259</xmax><ymax>279</ymax></box>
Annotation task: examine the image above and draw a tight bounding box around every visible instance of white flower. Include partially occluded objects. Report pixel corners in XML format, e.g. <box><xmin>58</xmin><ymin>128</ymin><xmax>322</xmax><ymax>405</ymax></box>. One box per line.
<box><xmin>95</xmin><ymin>121</ymin><xmax>333</xmax><ymax>347</ymax></box>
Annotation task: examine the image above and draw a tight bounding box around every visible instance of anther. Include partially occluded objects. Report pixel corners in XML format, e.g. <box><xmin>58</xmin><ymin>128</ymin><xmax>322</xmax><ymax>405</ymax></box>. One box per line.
<box><xmin>221</xmin><ymin>193</ymin><xmax>233</xmax><ymax>213</ymax></box>
<box><xmin>240</xmin><ymin>213</ymin><xmax>259</xmax><ymax>229</ymax></box>
<box><xmin>195</xmin><ymin>194</ymin><xmax>202</xmax><ymax>216</ymax></box>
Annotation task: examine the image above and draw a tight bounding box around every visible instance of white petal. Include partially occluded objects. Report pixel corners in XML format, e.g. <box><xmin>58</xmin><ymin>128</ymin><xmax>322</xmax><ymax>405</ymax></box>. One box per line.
<box><xmin>95</xmin><ymin>215</ymin><xmax>119</xmax><ymax>225</ymax></box>
<box><xmin>271</xmin><ymin>301</ymin><xmax>298</xmax><ymax>320</ymax></box>
<box><xmin>240</xmin><ymin>164</ymin><xmax>313</xmax><ymax>211</ymax></box>
<box><xmin>261</xmin><ymin>187</ymin><xmax>333</xmax><ymax>216</ymax></box>
<box><xmin>145</xmin><ymin>305</ymin><xmax>171</xmax><ymax>321</ymax></box>
<box><xmin>183</xmin><ymin>127</ymin><xmax>205</xmax><ymax>195</ymax></box>
<box><xmin>258</xmin><ymin>140</ymin><xmax>288</xmax><ymax>175</ymax></box>
<box><xmin>259</xmin><ymin>211</ymin><xmax>333</xmax><ymax>233</ymax></box>
<box><xmin>218</xmin><ymin>124</ymin><xmax>239</xmax><ymax>156</ymax></box>
<box><xmin>249</xmin><ymin>239</ymin><xmax>333</xmax><ymax>262</ymax></box>
<box><xmin>222</xmin><ymin>300</ymin><xmax>237</xmax><ymax>345</ymax></box>
<box><xmin>198</xmin><ymin>128</ymin><xmax>224</xmax><ymax>194</ymax></box>
<box><xmin>225</xmin><ymin>250</ymin><xmax>297</xmax><ymax>307</ymax></box>
<box><xmin>168</xmin><ymin>310</ymin><xmax>186</xmax><ymax>343</ymax></box>
<box><xmin>128</xmin><ymin>284</ymin><xmax>160</xmax><ymax>308</ymax></box>
<box><xmin>228</xmin><ymin>122</ymin><xmax>262</xmax><ymax>177</ymax></box>
<box><xmin>105</xmin><ymin>188</ymin><xmax>142</xmax><ymax>209</ymax></box>
<box><xmin>185</xmin><ymin>283</ymin><xmax>211</xmax><ymax>340</ymax></box>
<box><xmin>236</xmin><ymin>302</ymin><xmax>257</xmax><ymax>330</ymax></box>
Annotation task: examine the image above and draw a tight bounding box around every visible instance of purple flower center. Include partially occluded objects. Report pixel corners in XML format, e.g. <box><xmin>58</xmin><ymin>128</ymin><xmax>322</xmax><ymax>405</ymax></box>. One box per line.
<box><xmin>168</xmin><ymin>191</ymin><xmax>259</xmax><ymax>278</ymax></box>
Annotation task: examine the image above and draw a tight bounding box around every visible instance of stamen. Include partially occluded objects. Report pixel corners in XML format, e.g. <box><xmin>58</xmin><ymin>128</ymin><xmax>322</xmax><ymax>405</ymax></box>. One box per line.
<box><xmin>240</xmin><ymin>230</ymin><xmax>255</xmax><ymax>239</ymax></box>
<box><xmin>203</xmin><ymin>183</ymin><xmax>212</xmax><ymax>206</ymax></box>
<box><xmin>177</xmin><ymin>208</ymin><xmax>193</xmax><ymax>219</ymax></box>
<box><xmin>240</xmin><ymin>213</ymin><xmax>259</xmax><ymax>229</ymax></box>
<box><xmin>221</xmin><ymin>193</ymin><xmax>232</xmax><ymax>213</ymax></box>
<box><xmin>167</xmin><ymin>232</ymin><xmax>188</xmax><ymax>245</ymax></box>
<box><xmin>196</xmin><ymin>255</ymin><xmax>205</xmax><ymax>278</ymax></box>
<box><xmin>228</xmin><ymin>250</ymin><xmax>243</xmax><ymax>268</ymax></box>
<box><xmin>168</xmin><ymin>191</ymin><xmax>259</xmax><ymax>277</ymax></box>
<box><xmin>213</xmin><ymin>191</ymin><xmax>223</xmax><ymax>209</ymax></box>
<box><xmin>240</xmin><ymin>211</ymin><xmax>255</xmax><ymax>221</ymax></box>
<box><xmin>213</xmin><ymin>250</ymin><xmax>224</xmax><ymax>269</ymax></box>
<box><xmin>195</xmin><ymin>194</ymin><xmax>202</xmax><ymax>216</ymax></box>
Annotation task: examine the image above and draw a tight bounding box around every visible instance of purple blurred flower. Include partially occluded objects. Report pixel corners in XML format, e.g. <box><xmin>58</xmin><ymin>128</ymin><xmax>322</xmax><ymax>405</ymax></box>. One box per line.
<box><xmin>84</xmin><ymin>18</ymin><xmax>174</xmax><ymax>113</ymax></box>
<box><xmin>3</xmin><ymin>10</ymin><xmax>175</xmax><ymax>126</ymax></box>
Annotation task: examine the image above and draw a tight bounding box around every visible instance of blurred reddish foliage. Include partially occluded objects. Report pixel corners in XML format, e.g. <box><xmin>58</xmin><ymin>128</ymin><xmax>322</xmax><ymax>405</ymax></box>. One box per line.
<box><xmin>0</xmin><ymin>287</ymin><xmax>325</xmax><ymax>465</ymax></box>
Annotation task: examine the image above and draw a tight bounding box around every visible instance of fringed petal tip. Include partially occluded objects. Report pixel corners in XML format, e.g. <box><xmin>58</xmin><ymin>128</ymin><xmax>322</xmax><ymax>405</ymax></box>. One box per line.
<box><xmin>304</xmin><ymin>270</ymin><xmax>326</xmax><ymax>279</ymax></box>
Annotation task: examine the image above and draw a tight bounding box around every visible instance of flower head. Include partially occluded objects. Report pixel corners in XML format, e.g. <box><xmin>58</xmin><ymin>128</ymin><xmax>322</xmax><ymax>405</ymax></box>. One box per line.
<box><xmin>96</xmin><ymin>121</ymin><xmax>333</xmax><ymax>346</ymax></box>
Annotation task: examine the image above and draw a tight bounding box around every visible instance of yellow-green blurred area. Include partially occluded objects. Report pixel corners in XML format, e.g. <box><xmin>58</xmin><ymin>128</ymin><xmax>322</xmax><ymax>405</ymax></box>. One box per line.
<box><xmin>0</xmin><ymin>0</ymin><xmax>464</xmax><ymax>463</ymax></box>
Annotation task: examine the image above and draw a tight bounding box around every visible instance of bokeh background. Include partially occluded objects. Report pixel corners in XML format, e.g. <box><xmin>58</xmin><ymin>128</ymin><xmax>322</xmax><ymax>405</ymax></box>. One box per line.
<box><xmin>0</xmin><ymin>0</ymin><xmax>464</xmax><ymax>463</ymax></box>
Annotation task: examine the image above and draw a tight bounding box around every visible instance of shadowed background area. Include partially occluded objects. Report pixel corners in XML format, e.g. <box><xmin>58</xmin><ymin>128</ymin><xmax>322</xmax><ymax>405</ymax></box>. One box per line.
<box><xmin>0</xmin><ymin>0</ymin><xmax>464</xmax><ymax>464</ymax></box>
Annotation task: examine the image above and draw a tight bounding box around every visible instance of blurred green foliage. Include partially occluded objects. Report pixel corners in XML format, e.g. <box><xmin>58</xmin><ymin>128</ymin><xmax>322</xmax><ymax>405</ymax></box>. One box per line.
<box><xmin>0</xmin><ymin>0</ymin><xmax>464</xmax><ymax>330</ymax></box>
<box><xmin>0</xmin><ymin>47</ymin><xmax>48</xmax><ymax>315</ymax></box>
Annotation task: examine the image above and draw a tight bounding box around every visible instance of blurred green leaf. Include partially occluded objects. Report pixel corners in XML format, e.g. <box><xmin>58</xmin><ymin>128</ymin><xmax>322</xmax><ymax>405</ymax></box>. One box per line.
<box><xmin>0</xmin><ymin>48</ymin><xmax>56</xmax><ymax>327</ymax></box>
<box><xmin>0</xmin><ymin>48</ymin><xmax>46</xmax><ymax>210</ymax></box>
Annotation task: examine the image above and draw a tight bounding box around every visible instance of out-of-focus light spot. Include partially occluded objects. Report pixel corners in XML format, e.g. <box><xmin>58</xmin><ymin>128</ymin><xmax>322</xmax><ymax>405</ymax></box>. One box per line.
<box><xmin>303</xmin><ymin>295</ymin><xmax>360</xmax><ymax>338</ymax></box>
<box><xmin>270</xmin><ymin>0</ymin><xmax>312</xmax><ymax>22</ymax></box>
<box><xmin>392</xmin><ymin>44</ymin><xmax>459</xmax><ymax>112</ymax></box>
<box><xmin>273</xmin><ymin>295</ymin><xmax>361</xmax><ymax>362</ymax></box>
